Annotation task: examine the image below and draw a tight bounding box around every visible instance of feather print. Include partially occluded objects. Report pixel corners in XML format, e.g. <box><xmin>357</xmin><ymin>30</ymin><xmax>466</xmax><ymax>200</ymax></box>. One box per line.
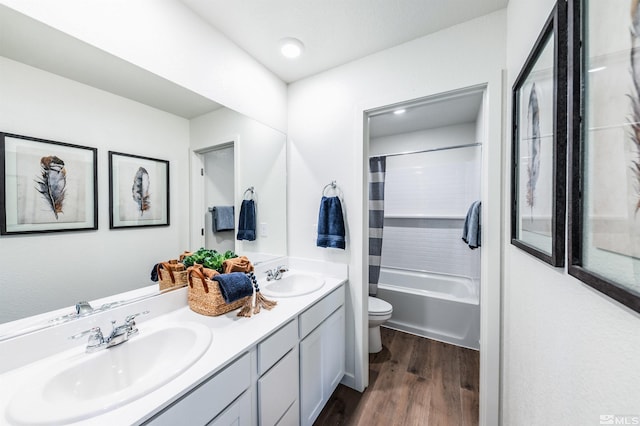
<box><xmin>630</xmin><ymin>0</ymin><xmax>640</xmax><ymax>212</ymax></box>
<box><xmin>131</xmin><ymin>167</ymin><xmax>151</xmax><ymax>216</ymax></box>
<box><xmin>35</xmin><ymin>156</ymin><xmax>66</xmax><ymax>219</ymax></box>
<box><xmin>132</xmin><ymin>167</ymin><xmax>150</xmax><ymax>216</ymax></box>
<box><xmin>526</xmin><ymin>83</ymin><xmax>541</xmax><ymax>208</ymax></box>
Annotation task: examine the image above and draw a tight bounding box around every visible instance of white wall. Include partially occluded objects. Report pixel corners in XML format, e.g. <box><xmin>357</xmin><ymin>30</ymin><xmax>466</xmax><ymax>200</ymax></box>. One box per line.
<box><xmin>287</xmin><ymin>11</ymin><xmax>506</xmax><ymax>423</ymax></box>
<box><xmin>0</xmin><ymin>0</ymin><xmax>287</xmax><ymax>132</ymax></box>
<box><xmin>502</xmin><ymin>1</ymin><xmax>640</xmax><ymax>425</ymax></box>
<box><xmin>373</xmin><ymin>126</ymin><xmax>482</xmax><ymax>279</ymax></box>
<box><xmin>190</xmin><ymin>108</ymin><xmax>287</xmax><ymax>257</ymax></box>
<box><xmin>0</xmin><ymin>57</ymin><xmax>190</xmax><ymax>323</ymax></box>
<box><xmin>203</xmin><ymin>147</ymin><xmax>235</xmax><ymax>252</ymax></box>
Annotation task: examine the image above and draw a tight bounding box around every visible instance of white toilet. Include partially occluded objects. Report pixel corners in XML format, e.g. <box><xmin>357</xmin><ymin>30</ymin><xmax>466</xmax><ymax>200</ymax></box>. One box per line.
<box><xmin>368</xmin><ymin>296</ymin><xmax>393</xmax><ymax>353</ymax></box>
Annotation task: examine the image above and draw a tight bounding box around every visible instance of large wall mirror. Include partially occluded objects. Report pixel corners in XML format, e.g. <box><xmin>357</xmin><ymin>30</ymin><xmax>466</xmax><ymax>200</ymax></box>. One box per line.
<box><xmin>0</xmin><ymin>5</ymin><xmax>287</xmax><ymax>329</ymax></box>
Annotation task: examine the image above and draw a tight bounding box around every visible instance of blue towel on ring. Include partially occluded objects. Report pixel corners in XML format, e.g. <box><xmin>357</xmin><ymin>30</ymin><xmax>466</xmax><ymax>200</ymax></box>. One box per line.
<box><xmin>237</xmin><ymin>199</ymin><xmax>256</xmax><ymax>241</ymax></box>
<box><xmin>317</xmin><ymin>196</ymin><xmax>346</xmax><ymax>249</ymax></box>
<box><xmin>213</xmin><ymin>272</ymin><xmax>253</xmax><ymax>303</ymax></box>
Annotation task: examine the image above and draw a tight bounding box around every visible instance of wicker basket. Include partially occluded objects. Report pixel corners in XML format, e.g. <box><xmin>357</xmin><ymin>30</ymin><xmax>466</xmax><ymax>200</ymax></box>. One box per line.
<box><xmin>157</xmin><ymin>261</ymin><xmax>188</xmax><ymax>291</ymax></box>
<box><xmin>187</xmin><ymin>267</ymin><xmax>250</xmax><ymax>316</ymax></box>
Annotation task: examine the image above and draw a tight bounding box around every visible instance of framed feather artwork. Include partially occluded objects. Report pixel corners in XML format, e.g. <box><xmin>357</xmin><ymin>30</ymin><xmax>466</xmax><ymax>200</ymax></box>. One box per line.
<box><xmin>511</xmin><ymin>2</ymin><xmax>568</xmax><ymax>267</ymax></box>
<box><xmin>0</xmin><ymin>133</ymin><xmax>97</xmax><ymax>235</ymax></box>
<box><xmin>109</xmin><ymin>151</ymin><xmax>169</xmax><ymax>229</ymax></box>
<box><xmin>567</xmin><ymin>0</ymin><xmax>640</xmax><ymax>313</ymax></box>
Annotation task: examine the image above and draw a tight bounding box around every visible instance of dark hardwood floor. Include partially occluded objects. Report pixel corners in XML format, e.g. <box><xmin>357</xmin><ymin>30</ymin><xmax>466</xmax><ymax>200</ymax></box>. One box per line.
<box><xmin>314</xmin><ymin>327</ymin><xmax>479</xmax><ymax>426</ymax></box>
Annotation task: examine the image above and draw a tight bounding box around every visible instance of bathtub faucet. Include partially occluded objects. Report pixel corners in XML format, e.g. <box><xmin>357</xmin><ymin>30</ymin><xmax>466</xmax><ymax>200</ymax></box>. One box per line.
<box><xmin>266</xmin><ymin>265</ymin><xmax>288</xmax><ymax>281</ymax></box>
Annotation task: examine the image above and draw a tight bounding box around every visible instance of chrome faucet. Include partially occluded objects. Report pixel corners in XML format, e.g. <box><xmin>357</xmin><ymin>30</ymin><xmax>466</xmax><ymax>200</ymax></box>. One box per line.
<box><xmin>75</xmin><ymin>301</ymin><xmax>94</xmax><ymax>315</ymax></box>
<box><xmin>71</xmin><ymin>311</ymin><xmax>149</xmax><ymax>353</ymax></box>
<box><xmin>266</xmin><ymin>265</ymin><xmax>288</xmax><ymax>281</ymax></box>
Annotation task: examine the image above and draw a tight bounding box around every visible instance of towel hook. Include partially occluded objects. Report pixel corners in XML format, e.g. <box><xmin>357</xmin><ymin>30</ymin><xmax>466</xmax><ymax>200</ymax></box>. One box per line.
<box><xmin>243</xmin><ymin>186</ymin><xmax>255</xmax><ymax>200</ymax></box>
<box><xmin>322</xmin><ymin>180</ymin><xmax>337</xmax><ymax>196</ymax></box>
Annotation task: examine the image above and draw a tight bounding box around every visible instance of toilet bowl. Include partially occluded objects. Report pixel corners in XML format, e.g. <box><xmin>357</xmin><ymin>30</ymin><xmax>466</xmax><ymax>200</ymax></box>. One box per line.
<box><xmin>368</xmin><ymin>296</ymin><xmax>393</xmax><ymax>353</ymax></box>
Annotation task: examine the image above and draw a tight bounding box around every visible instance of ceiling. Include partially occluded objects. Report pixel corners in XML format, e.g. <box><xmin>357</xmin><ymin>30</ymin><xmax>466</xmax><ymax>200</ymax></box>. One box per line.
<box><xmin>180</xmin><ymin>0</ymin><xmax>508</xmax><ymax>83</ymax></box>
<box><xmin>369</xmin><ymin>90</ymin><xmax>484</xmax><ymax>138</ymax></box>
<box><xmin>0</xmin><ymin>5</ymin><xmax>222</xmax><ymax>119</ymax></box>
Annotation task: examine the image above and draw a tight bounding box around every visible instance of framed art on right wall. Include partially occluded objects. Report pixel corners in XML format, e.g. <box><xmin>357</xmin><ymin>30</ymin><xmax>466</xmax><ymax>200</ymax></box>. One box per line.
<box><xmin>511</xmin><ymin>2</ymin><xmax>567</xmax><ymax>267</ymax></box>
<box><xmin>568</xmin><ymin>0</ymin><xmax>640</xmax><ymax>312</ymax></box>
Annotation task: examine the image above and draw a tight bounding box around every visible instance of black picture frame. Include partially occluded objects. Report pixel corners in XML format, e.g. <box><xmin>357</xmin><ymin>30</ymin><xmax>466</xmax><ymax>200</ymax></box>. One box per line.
<box><xmin>567</xmin><ymin>0</ymin><xmax>640</xmax><ymax>313</ymax></box>
<box><xmin>109</xmin><ymin>151</ymin><xmax>170</xmax><ymax>229</ymax></box>
<box><xmin>0</xmin><ymin>132</ymin><xmax>98</xmax><ymax>235</ymax></box>
<box><xmin>511</xmin><ymin>2</ymin><xmax>568</xmax><ymax>267</ymax></box>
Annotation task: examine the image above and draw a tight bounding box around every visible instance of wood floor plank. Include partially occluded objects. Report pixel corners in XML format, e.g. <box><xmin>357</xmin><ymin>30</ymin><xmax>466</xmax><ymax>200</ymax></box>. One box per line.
<box><xmin>427</xmin><ymin>340</ymin><xmax>462</xmax><ymax>426</ymax></box>
<box><xmin>458</xmin><ymin>347</ymin><xmax>480</xmax><ymax>392</ymax></box>
<box><xmin>407</xmin><ymin>332</ymin><xmax>433</xmax><ymax>380</ymax></box>
<box><xmin>357</xmin><ymin>330</ymin><xmax>415</xmax><ymax>425</ymax></box>
<box><xmin>314</xmin><ymin>329</ymin><xmax>479</xmax><ymax>426</ymax></box>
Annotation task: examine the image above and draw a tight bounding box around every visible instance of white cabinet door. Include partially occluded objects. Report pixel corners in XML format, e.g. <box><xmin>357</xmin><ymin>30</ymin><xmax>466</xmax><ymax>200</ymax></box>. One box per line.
<box><xmin>258</xmin><ymin>346</ymin><xmax>299</xmax><ymax>426</ymax></box>
<box><xmin>299</xmin><ymin>306</ymin><xmax>345</xmax><ymax>426</ymax></box>
<box><xmin>207</xmin><ymin>391</ymin><xmax>252</xmax><ymax>426</ymax></box>
<box><xmin>300</xmin><ymin>324</ymin><xmax>324</xmax><ymax>425</ymax></box>
<box><xmin>323</xmin><ymin>306</ymin><xmax>345</xmax><ymax>394</ymax></box>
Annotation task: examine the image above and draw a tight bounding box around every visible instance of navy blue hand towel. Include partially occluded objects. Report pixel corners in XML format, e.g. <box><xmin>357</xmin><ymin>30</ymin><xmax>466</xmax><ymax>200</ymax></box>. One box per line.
<box><xmin>213</xmin><ymin>272</ymin><xmax>253</xmax><ymax>303</ymax></box>
<box><xmin>211</xmin><ymin>206</ymin><xmax>234</xmax><ymax>232</ymax></box>
<box><xmin>462</xmin><ymin>201</ymin><xmax>481</xmax><ymax>249</ymax></box>
<box><xmin>237</xmin><ymin>199</ymin><xmax>256</xmax><ymax>241</ymax></box>
<box><xmin>317</xmin><ymin>196</ymin><xmax>346</xmax><ymax>249</ymax></box>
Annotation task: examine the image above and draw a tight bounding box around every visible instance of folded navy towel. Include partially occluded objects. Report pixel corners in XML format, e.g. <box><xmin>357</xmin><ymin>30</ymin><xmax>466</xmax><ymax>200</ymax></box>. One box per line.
<box><xmin>213</xmin><ymin>272</ymin><xmax>253</xmax><ymax>303</ymax></box>
<box><xmin>317</xmin><ymin>196</ymin><xmax>346</xmax><ymax>249</ymax></box>
<box><xmin>462</xmin><ymin>200</ymin><xmax>481</xmax><ymax>249</ymax></box>
<box><xmin>237</xmin><ymin>199</ymin><xmax>256</xmax><ymax>241</ymax></box>
<box><xmin>211</xmin><ymin>206</ymin><xmax>234</xmax><ymax>232</ymax></box>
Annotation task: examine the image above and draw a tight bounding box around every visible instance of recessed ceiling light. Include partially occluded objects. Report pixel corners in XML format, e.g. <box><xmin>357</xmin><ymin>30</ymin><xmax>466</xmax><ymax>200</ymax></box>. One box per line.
<box><xmin>393</xmin><ymin>109</ymin><xmax>406</xmax><ymax>115</ymax></box>
<box><xmin>280</xmin><ymin>38</ymin><xmax>304</xmax><ymax>59</ymax></box>
<box><xmin>588</xmin><ymin>66</ymin><xmax>607</xmax><ymax>73</ymax></box>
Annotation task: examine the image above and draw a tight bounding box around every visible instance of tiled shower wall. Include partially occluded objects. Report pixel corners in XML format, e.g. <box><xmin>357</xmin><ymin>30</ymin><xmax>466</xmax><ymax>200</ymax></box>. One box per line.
<box><xmin>379</xmin><ymin>144</ymin><xmax>481</xmax><ymax>280</ymax></box>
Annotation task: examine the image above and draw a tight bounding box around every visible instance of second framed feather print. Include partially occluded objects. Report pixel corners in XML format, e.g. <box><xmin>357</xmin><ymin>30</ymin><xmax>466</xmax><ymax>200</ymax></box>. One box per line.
<box><xmin>567</xmin><ymin>0</ymin><xmax>640</xmax><ymax>313</ymax></box>
<box><xmin>511</xmin><ymin>2</ymin><xmax>567</xmax><ymax>267</ymax></box>
<box><xmin>109</xmin><ymin>151</ymin><xmax>169</xmax><ymax>229</ymax></box>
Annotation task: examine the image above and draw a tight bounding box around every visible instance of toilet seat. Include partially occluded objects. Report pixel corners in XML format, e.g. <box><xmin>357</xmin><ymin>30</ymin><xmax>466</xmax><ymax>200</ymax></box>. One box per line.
<box><xmin>368</xmin><ymin>296</ymin><xmax>393</xmax><ymax>316</ymax></box>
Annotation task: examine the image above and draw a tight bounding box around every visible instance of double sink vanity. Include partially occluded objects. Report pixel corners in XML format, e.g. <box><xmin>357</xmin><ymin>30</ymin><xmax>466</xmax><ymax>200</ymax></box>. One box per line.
<box><xmin>0</xmin><ymin>258</ymin><xmax>347</xmax><ymax>426</ymax></box>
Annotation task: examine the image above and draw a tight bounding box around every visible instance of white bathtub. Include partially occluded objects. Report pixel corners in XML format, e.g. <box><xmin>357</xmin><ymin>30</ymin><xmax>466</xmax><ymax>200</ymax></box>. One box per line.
<box><xmin>376</xmin><ymin>267</ymin><xmax>480</xmax><ymax>350</ymax></box>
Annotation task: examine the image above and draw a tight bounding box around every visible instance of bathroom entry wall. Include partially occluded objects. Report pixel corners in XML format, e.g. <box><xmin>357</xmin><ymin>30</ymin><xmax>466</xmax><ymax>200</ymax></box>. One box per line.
<box><xmin>370</xmin><ymin>123</ymin><xmax>482</xmax><ymax>282</ymax></box>
<box><xmin>203</xmin><ymin>146</ymin><xmax>235</xmax><ymax>252</ymax></box>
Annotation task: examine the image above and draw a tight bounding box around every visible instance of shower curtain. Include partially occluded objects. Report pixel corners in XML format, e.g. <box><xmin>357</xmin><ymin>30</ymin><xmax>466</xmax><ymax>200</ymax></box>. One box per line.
<box><xmin>369</xmin><ymin>156</ymin><xmax>386</xmax><ymax>296</ymax></box>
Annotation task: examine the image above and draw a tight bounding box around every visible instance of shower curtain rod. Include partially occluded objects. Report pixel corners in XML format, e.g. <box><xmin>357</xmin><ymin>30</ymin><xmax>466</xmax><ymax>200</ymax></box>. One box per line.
<box><xmin>369</xmin><ymin>142</ymin><xmax>481</xmax><ymax>158</ymax></box>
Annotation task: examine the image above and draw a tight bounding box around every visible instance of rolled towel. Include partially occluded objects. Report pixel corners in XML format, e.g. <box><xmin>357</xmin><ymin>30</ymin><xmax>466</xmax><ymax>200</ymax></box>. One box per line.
<box><xmin>213</xmin><ymin>272</ymin><xmax>254</xmax><ymax>304</ymax></box>
<box><xmin>237</xmin><ymin>199</ymin><xmax>256</xmax><ymax>241</ymax></box>
<box><xmin>222</xmin><ymin>256</ymin><xmax>254</xmax><ymax>273</ymax></box>
<box><xmin>317</xmin><ymin>196</ymin><xmax>346</xmax><ymax>249</ymax></box>
<box><xmin>211</xmin><ymin>206</ymin><xmax>234</xmax><ymax>232</ymax></box>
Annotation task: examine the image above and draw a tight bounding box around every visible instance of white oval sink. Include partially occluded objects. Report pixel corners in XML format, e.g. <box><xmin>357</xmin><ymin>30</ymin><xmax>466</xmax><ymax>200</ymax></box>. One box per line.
<box><xmin>7</xmin><ymin>321</ymin><xmax>212</xmax><ymax>425</ymax></box>
<box><xmin>260</xmin><ymin>272</ymin><xmax>325</xmax><ymax>297</ymax></box>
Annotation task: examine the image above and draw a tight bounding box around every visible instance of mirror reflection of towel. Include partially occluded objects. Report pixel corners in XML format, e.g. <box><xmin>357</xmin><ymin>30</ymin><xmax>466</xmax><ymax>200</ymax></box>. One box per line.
<box><xmin>211</xmin><ymin>206</ymin><xmax>234</xmax><ymax>232</ymax></box>
<box><xmin>237</xmin><ymin>200</ymin><xmax>256</xmax><ymax>241</ymax></box>
<box><xmin>317</xmin><ymin>196</ymin><xmax>346</xmax><ymax>249</ymax></box>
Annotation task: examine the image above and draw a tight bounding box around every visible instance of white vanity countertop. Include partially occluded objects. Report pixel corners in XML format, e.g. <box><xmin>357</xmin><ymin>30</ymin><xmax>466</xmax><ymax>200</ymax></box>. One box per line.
<box><xmin>0</xmin><ymin>259</ymin><xmax>347</xmax><ymax>426</ymax></box>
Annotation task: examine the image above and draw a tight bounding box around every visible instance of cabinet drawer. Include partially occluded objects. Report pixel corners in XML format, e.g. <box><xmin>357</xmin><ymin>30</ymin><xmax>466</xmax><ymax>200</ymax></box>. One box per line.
<box><xmin>258</xmin><ymin>346</ymin><xmax>299</xmax><ymax>426</ymax></box>
<box><xmin>299</xmin><ymin>285</ymin><xmax>344</xmax><ymax>338</ymax></box>
<box><xmin>146</xmin><ymin>352</ymin><xmax>251</xmax><ymax>426</ymax></box>
<box><xmin>276</xmin><ymin>399</ymin><xmax>299</xmax><ymax>426</ymax></box>
<box><xmin>206</xmin><ymin>390</ymin><xmax>251</xmax><ymax>426</ymax></box>
<box><xmin>258</xmin><ymin>318</ymin><xmax>298</xmax><ymax>376</ymax></box>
